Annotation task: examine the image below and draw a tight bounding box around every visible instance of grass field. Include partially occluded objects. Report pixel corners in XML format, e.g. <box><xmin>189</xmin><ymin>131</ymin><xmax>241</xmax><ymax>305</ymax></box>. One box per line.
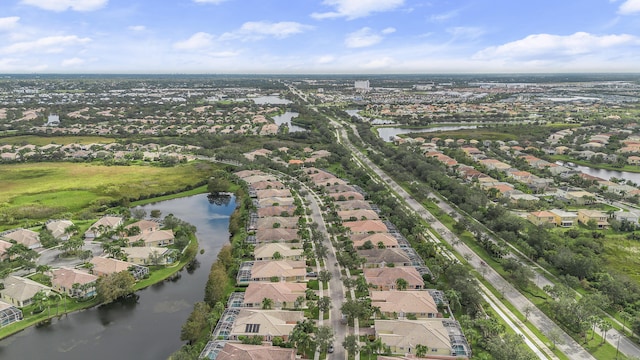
<box><xmin>0</xmin><ymin>135</ymin><xmax>116</xmax><ymax>146</ymax></box>
<box><xmin>0</xmin><ymin>161</ymin><xmax>217</xmax><ymax>227</ymax></box>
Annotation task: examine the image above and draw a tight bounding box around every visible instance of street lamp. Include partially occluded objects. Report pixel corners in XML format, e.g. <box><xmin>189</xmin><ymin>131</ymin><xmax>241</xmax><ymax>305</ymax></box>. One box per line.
<box><xmin>615</xmin><ymin>333</ymin><xmax>621</xmax><ymax>359</ymax></box>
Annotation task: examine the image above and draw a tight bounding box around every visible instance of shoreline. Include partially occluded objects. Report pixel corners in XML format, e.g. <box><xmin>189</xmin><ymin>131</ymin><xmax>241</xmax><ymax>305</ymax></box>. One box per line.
<box><xmin>0</xmin><ymin>188</ymin><xmax>203</xmax><ymax>340</ymax></box>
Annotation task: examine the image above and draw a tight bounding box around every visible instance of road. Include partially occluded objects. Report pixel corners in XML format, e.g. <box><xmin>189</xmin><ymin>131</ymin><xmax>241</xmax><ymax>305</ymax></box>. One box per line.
<box><xmin>327</xmin><ymin>116</ymin><xmax>593</xmax><ymax>360</ymax></box>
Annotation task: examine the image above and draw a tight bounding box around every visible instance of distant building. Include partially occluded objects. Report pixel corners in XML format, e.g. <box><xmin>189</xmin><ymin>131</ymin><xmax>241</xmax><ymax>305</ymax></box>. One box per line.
<box><xmin>46</xmin><ymin>114</ymin><xmax>60</xmax><ymax>126</ymax></box>
<box><xmin>354</xmin><ymin>80</ymin><xmax>370</xmax><ymax>91</ymax></box>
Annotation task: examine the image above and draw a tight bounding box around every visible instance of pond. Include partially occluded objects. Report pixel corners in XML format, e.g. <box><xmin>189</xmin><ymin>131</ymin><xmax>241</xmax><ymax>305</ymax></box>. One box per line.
<box><xmin>377</xmin><ymin>125</ymin><xmax>479</xmax><ymax>142</ymax></box>
<box><xmin>0</xmin><ymin>193</ymin><xmax>235</xmax><ymax>360</ymax></box>
<box><xmin>273</xmin><ymin>111</ymin><xmax>306</xmax><ymax>133</ymax></box>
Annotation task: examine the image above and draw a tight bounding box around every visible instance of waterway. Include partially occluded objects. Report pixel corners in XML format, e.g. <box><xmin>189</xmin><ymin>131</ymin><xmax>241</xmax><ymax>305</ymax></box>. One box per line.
<box><xmin>0</xmin><ymin>193</ymin><xmax>235</xmax><ymax>360</ymax></box>
<box><xmin>377</xmin><ymin>125</ymin><xmax>478</xmax><ymax>142</ymax></box>
<box><xmin>573</xmin><ymin>164</ymin><xmax>640</xmax><ymax>185</ymax></box>
<box><xmin>273</xmin><ymin>111</ymin><xmax>306</xmax><ymax>133</ymax></box>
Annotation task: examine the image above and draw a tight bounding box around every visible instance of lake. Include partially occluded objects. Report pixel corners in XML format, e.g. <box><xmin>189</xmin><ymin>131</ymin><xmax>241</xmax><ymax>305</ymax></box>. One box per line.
<box><xmin>273</xmin><ymin>111</ymin><xmax>306</xmax><ymax>133</ymax></box>
<box><xmin>0</xmin><ymin>193</ymin><xmax>235</xmax><ymax>360</ymax></box>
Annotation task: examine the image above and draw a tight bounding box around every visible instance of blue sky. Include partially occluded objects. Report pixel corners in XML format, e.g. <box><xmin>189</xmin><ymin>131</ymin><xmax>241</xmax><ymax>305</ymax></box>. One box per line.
<box><xmin>1</xmin><ymin>0</ymin><xmax>640</xmax><ymax>73</ymax></box>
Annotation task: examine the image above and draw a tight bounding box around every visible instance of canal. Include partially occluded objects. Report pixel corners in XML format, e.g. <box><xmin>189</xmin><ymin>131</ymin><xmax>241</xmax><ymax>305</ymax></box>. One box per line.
<box><xmin>0</xmin><ymin>193</ymin><xmax>235</xmax><ymax>360</ymax></box>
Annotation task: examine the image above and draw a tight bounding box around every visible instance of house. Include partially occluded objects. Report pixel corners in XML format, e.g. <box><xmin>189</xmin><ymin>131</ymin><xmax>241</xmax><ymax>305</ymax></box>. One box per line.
<box><xmin>126</xmin><ymin>219</ymin><xmax>161</xmax><ymax>235</ymax></box>
<box><xmin>527</xmin><ymin>211</ymin><xmax>557</xmax><ymax>227</ymax></box>
<box><xmin>343</xmin><ymin>220</ymin><xmax>388</xmax><ymax>235</ymax></box>
<box><xmin>257</xmin><ymin>197</ymin><xmax>295</xmax><ymax>208</ymax></box>
<box><xmin>243</xmin><ymin>282</ymin><xmax>307</xmax><ymax>309</ymax></box>
<box><xmin>256</xmin><ymin>216</ymin><xmax>299</xmax><ymax>230</ymax></box>
<box><xmin>329</xmin><ymin>191</ymin><xmax>365</xmax><ymax>201</ymax></box>
<box><xmin>357</xmin><ymin>248</ymin><xmax>412</xmax><ymax>268</ymax></box>
<box><xmin>122</xmin><ymin>246</ymin><xmax>177</xmax><ymax>265</ymax></box>
<box><xmin>229</xmin><ymin>309</ymin><xmax>304</xmax><ymax>341</ymax></box>
<box><xmin>0</xmin><ymin>300</ymin><xmax>23</xmax><ymax>327</ymax></box>
<box><xmin>249</xmin><ymin>180</ymin><xmax>286</xmax><ymax>190</ymax></box>
<box><xmin>254</xmin><ymin>243</ymin><xmax>304</xmax><ymax>261</ymax></box>
<box><xmin>628</xmin><ymin>156</ymin><xmax>640</xmax><ymax>166</ymax></box>
<box><xmin>370</xmin><ymin>291</ymin><xmax>439</xmax><ymax>319</ymax></box>
<box><xmin>89</xmin><ymin>257</ymin><xmax>149</xmax><ymax>279</ymax></box>
<box><xmin>548</xmin><ymin>209</ymin><xmax>578</xmax><ymax>227</ymax></box>
<box><xmin>564</xmin><ymin>191</ymin><xmax>596</xmax><ymax>205</ymax></box>
<box><xmin>0</xmin><ymin>240</ymin><xmax>13</xmax><ymax>261</ymax></box>
<box><xmin>375</xmin><ymin>319</ymin><xmax>470</xmax><ymax>358</ymax></box>
<box><xmin>353</xmin><ymin>233</ymin><xmax>399</xmax><ymax>249</ymax></box>
<box><xmin>50</xmin><ymin>268</ymin><xmax>98</xmax><ymax>299</ymax></box>
<box><xmin>336</xmin><ymin>200</ymin><xmax>372</xmax><ymax>211</ymax></box>
<box><xmin>255</xmin><ymin>228</ymin><xmax>299</xmax><ymax>243</ymax></box>
<box><xmin>46</xmin><ymin>220</ymin><xmax>75</xmax><ymax>240</ymax></box>
<box><xmin>577</xmin><ymin>209</ymin><xmax>609</xmax><ymax>229</ymax></box>
<box><xmin>1</xmin><ymin>229</ymin><xmax>41</xmax><ymax>249</ymax></box>
<box><xmin>338</xmin><ymin>209</ymin><xmax>379</xmax><ymax>221</ymax></box>
<box><xmin>85</xmin><ymin>216</ymin><xmax>123</xmax><ymax>239</ymax></box>
<box><xmin>614</xmin><ymin>211</ymin><xmax>640</xmax><ymax>225</ymax></box>
<box><xmin>127</xmin><ymin>229</ymin><xmax>175</xmax><ymax>247</ymax></box>
<box><xmin>216</xmin><ymin>343</ymin><xmax>296</xmax><ymax>360</ymax></box>
<box><xmin>364</xmin><ymin>267</ymin><xmax>424</xmax><ymax>290</ymax></box>
<box><xmin>255</xmin><ymin>189</ymin><xmax>292</xmax><ymax>199</ymax></box>
<box><xmin>0</xmin><ymin>276</ymin><xmax>51</xmax><ymax>307</ymax></box>
<box><xmin>326</xmin><ymin>184</ymin><xmax>358</xmax><ymax>194</ymax></box>
<box><xmin>248</xmin><ymin>261</ymin><xmax>306</xmax><ymax>283</ymax></box>
<box><xmin>257</xmin><ymin>205</ymin><xmax>296</xmax><ymax>218</ymax></box>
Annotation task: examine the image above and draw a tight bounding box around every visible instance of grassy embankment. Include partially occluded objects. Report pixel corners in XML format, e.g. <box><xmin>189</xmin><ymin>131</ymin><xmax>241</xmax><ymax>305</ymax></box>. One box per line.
<box><xmin>0</xmin><ymin>161</ymin><xmax>219</xmax><ymax>339</ymax></box>
<box><xmin>0</xmin><ymin>161</ymin><xmax>217</xmax><ymax>230</ymax></box>
<box><xmin>0</xmin><ymin>135</ymin><xmax>116</xmax><ymax>146</ymax></box>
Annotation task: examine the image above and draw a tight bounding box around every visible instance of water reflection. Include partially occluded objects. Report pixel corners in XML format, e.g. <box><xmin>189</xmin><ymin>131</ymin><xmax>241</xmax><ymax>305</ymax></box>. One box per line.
<box><xmin>0</xmin><ymin>193</ymin><xmax>234</xmax><ymax>360</ymax></box>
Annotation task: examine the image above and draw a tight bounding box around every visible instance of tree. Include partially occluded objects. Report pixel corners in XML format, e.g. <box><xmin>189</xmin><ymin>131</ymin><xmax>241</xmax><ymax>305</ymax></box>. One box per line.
<box><xmin>131</xmin><ymin>208</ymin><xmax>146</xmax><ymax>219</ymax></box>
<box><xmin>318</xmin><ymin>269</ymin><xmax>332</xmax><ymax>283</ymax></box>
<box><xmin>415</xmin><ymin>344</ymin><xmax>428</xmax><ymax>358</ymax></box>
<box><xmin>395</xmin><ymin>278</ymin><xmax>408</xmax><ymax>291</ymax></box>
<box><xmin>181</xmin><ymin>302</ymin><xmax>211</xmax><ymax>344</ymax></box>
<box><xmin>342</xmin><ymin>334</ymin><xmax>360</xmax><ymax>358</ymax></box>
<box><xmin>523</xmin><ymin>304</ymin><xmax>533</xmax><ymax>322</ymax></box>
<box><xmin>444</xmin><ymin>289</ymin><xmax>461</xmax><ymax>312</ymax></box>
<box><xmin>262</xmin><ymin>297</ymin><xmax>273</xmax><ymax>309</ymax></box>
<box><xmin>272</xmin><ymin>251</ymin><xmax>282</xmax><ymax>260</ymax></box>
<box><xmin>598</xmin><ymin>320</ymin><xmax>612</xmax><ymax>344</ymax></box>
<box><xmin>33</xmin><ymin>290</ymin><xmax>49</xmax><ymax>313</ymax></box>
<box><xmin>150</xmin><ymin>209</ymin><xmax>162</xmax><ymax>218</ymax></box>
<box><xmin>204</xmin><ymin>263</ymin><xmax>228</xmax><ymax>307</ymax></box>
<box><xmin>294</xmin><ymin>295</ymin><xmax>306</xmax><ymax>310</ymax></box>
<box><xmin>546</xmin><ymin>328</ymin><xmax>565</xmax><ymax>350</ymax></box>
<box><xmin>486</xmin><ymin>333</ymin><xmax>536</xmax><ymax>360</ymax></box>
<box><xmin>620</xmin><ymin>310</ymin><xmax>633</xmax><ymax>336</ymax></box>
<box><xmin>314</xmin><ymin>325</ymin><xmax>334</xmax><ymax>353</ymax></box>
<box><xmin>96</xmin><ymin>271</ymin><xmax>136</xmax><ymax>304</ymax></box>
<box><xmin>317</xmin><ymin>296</ymin><xmax>332</xmax><ymax>312</ymax></box>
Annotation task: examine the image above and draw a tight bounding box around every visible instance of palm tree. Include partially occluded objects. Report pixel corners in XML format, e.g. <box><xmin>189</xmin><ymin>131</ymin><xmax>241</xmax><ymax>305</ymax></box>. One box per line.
<box><xmin>261</xmin><ymin>297</ymin><xmax>273</xmax><ymax>309</ymax></box>
<box><xmin>415</xmin><ymin>344</ymin><xmax>428</xmax><ymax>358</ymax></box>
<box><xmin>294</xmin><ymin>295</ymin><xmax>305</xmax><ymax>310</ymax></box>
<box><xmin>444</xmin><ymin>289</ymin><xmax>461</xmax><ymax>312</ymax></box>
<box><xmin>395</xmin><ymin>278</ymin><xmax>408</xmax><ymax>291</ymax></box>
<box><xmin>599</xmin><ymin>320</ymin><xmax>612</xmax><ymax>344</ymax></box>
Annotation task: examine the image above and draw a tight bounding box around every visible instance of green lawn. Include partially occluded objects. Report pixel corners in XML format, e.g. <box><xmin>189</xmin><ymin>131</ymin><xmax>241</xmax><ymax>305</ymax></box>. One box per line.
<box><xmin>0</xmin><ymin>161</ymin><xmax>217</xmax><ymax>228</ymax></box>
<box><xmin>0</xmin><ymin>135</ymin><xmax>116</xmax><ymax>146</ymax></box>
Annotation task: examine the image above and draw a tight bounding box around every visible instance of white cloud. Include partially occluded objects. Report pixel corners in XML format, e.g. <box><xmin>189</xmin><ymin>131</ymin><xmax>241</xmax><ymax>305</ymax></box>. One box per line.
<box><xmin>474</xmin><ymin>32</ymin><xmax>639</xmax><ymax>60</ymax></box>
<box><xmin>0</xmin><ymin>17</ymin><xmax>20</xmax><ymax>31</ymax></box>
<box><xmin>193</xmin><ymin>0</ymin><xmax>228</xmax><ymax>3</ymax></box>
<box><xmin>173</xmin><ymin>32</ymin><xmax>214</xmax><ymax>50</ymax></box>
<box><xmin>312</xmin><ymin>0</ymin><xmax>404</xmax><ymax>20</ymax></box>
<box><xmin>20</xmin><ymin>0</ymin><xmax>108</xmax><ymax>12</ymax></box>
<box><xmin>345</xmin><ymin>27</ymin><xmax>383</xmax><ymax>48</ymax></box>
<box><xmin>447</xmin><ymin>26</ymin><xmax>485</xmax><ymax>40</ymax></box>
<box><xmin>220</xmin><ymin>21</ymin><xmax>313</xmax><ymax>41</ymax></box>
<box><xmin>61</xmin><ymin>57</ymin><xmax>85</xmax><ymax>66</ymax></box>
<box><xmin>128</xmin><ymin>25</ymin><xmax>146</xmax><ymax>31</ymax></box>
<box><xmin>382</xmin><ymin>27</ymin><xmax>396</xmax><ymax>34</ymax></box>
<box><xmin>316</xmin><ymin>55</ymin><xmax>335</xmax><ymax>64</ymax></box>
<box><xmin>429</xmin><ymin>10</ymin><xmax>459</xmax><ymax>23</ymax></box>
<box><xmin>619</xmin><ymin>0</ymin><xmax>640</xmax><ymax>14</ymax></box>
<box><xmin>1</xmin><ymin>35</ymin><xmax>91</xmax><ymax>54</ymax></box>
<box><xmin>362</xmin><ymin>56</ymin><xmax>394</xmax><ymax>69</ymax></box>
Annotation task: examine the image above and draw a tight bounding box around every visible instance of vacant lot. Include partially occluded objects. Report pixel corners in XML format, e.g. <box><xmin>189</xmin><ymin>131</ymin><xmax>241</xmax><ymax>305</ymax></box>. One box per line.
<box><xmin>0</xmin><ymin>135</ymin><xmax>116</xmax><ymax>146</ymax></box>
<box><xmin>0</xmin><ymin>161</ymin><xmax>216</xmax><ymax>228</ymax></box>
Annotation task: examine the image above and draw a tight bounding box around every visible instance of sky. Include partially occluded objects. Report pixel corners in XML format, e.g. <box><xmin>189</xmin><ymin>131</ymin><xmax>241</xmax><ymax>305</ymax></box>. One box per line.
<box><xmin>1</xmin><ymin>0</ymin><xmax>640</xmax><ymax>73</ymax></box>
